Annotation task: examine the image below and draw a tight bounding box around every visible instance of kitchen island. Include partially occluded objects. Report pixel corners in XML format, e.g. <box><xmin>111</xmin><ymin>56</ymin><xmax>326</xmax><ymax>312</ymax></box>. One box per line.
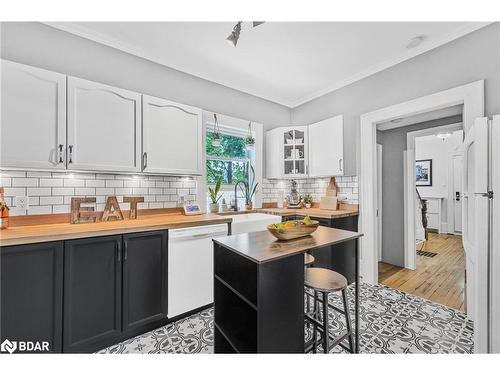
<box><xmin>212</xmin><ymin>226</ymin><xmax>363</xmax><ymax>353</ymax></box>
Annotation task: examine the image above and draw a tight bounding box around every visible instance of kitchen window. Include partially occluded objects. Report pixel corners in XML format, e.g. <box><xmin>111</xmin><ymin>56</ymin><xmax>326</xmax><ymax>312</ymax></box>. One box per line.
<box><xmin>205</xmin><ymin>123</ymin><xmax>255</xmax><ymax>208</ymax></box>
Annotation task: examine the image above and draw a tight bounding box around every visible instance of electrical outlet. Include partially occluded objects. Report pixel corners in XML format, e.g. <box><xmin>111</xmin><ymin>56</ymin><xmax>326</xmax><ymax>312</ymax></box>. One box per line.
<box><xmin>15</xmin><ymin>196</ymin><xmax>28</xmax><ymax>210</ymax></box>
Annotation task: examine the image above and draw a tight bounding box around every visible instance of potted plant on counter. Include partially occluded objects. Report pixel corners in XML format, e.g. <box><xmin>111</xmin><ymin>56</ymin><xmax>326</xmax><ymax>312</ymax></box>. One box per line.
<box><xmin>238</xmin><ymin>163</ymin><xmax>259</xmax><ymax>210</ymax></box>
<box><xmin>208</xmin><ymin>178</ymin><xmax>223</xmax><ymax>213</ymax></box>
<box><xmin>303</xmin><ymin>194</ymin><xmax>313</xmax><ymax>209</ymax></box>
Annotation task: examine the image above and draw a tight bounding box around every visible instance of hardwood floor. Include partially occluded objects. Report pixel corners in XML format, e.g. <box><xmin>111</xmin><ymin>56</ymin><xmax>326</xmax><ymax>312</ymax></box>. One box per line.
<box><xmin>378</xmin><ymin>232</ymin><xmax>466</xmax><ymax>311</ymax></box>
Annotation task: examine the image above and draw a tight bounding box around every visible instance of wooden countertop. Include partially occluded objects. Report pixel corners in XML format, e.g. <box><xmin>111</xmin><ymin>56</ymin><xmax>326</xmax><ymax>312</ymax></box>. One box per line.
<box><xmin>0</xmin><ymin>213</ymin><xmax>232</xmax><ymax>247</ymax></box>
<box><xmin>256</xmin><ymin>207</ymin><xmax>359</xmax><ymax>219</ymax></box>
<box><xmin>213</xmin><ymin>226</ymin><xmax>363</xmax><ymax>264</ymax></box>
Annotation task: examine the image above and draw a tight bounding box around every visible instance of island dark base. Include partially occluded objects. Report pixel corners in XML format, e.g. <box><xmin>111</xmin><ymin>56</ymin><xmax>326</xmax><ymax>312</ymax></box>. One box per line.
<box><xmin>213</xmin><ymin>243</ymin><xmax>304</xmax><ymax>353</ymax></box>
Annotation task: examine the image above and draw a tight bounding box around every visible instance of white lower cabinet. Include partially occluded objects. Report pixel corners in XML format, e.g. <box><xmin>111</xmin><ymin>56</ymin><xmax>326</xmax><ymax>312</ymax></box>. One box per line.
<box><xmin>1</xmin><ymin>59</ymin><xmax>67</xmax><ymax>169</ymax></box>
<box><xmin>67</xmin><ymin>77</ymin><xmax>142</xmax><ymax>172</ymax></box>
<box><xmin>142</xmin><ymin>95</ymin><xmax>203</xmax><ymax>175</ymax></box>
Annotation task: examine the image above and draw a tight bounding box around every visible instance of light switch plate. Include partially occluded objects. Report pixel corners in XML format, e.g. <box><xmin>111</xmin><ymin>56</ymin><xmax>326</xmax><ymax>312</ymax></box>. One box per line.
<box><xmin>15</xmin><ymin>196</ymin><xmax>28</xmax><ymax>210</ymax></box>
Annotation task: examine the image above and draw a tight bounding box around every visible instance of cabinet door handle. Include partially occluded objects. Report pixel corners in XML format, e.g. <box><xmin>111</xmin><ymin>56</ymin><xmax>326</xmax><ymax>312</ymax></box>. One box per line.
<box><xmin>124</xmin><ymin>242</ymin><xmax>128</xmax><ymax>261</ymax></box>
<box><xmin>117</xmin><ymin>243</ymin><xmax>121</xmax><ymax>262</ymax></box>
<box><xmin>143</xmin><ymin>152</ymin><xmax>148</xmax><ymax>169</ymax></box>
<box><xmin>58</xmin><ymin>144</ymin><xmax>64</xmax><ymax>163</ymax></box>
<box><xmin>339</xmin><ymin>158</ymin><xmax>343</xmax><ymax>172</ymax></box>
<box><xmin>68</xmin><ymin>145</ymin><xmax>74</xmax><ymax>164</ymax></box>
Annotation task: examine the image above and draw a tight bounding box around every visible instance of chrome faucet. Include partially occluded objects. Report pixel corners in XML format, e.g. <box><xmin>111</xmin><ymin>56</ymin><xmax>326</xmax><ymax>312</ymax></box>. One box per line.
<box><xmin>233</xmin><ymin>180</ymin><xmax>246</xmax><ymax>211</ymax></box>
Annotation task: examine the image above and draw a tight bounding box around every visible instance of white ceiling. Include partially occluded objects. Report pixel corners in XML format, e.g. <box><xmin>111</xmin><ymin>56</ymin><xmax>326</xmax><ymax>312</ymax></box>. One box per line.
<box><xmin>46</xmin><ymin>22</ymin><xmax>489</xmax><ymax>108</ymax></box>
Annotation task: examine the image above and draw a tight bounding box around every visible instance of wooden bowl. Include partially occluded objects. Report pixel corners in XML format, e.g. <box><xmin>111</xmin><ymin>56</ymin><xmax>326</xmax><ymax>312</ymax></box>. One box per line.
<box><xmin>267</xmin><ymin>221</ymin><xmax>319</xmax><ymax>241</ymax></box>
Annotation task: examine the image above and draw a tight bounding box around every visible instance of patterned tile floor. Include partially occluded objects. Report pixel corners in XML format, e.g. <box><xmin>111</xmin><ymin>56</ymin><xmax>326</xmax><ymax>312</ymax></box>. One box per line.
<box><xmin>98</xmin><ymin>283</ymin><xmax>474</xmax><ymax>354</ymax></box>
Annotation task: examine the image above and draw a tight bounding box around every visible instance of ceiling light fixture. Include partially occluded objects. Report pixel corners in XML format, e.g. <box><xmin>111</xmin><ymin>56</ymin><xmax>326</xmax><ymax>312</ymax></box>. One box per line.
<box><xmin>406</xmin><ymin>35</ymin><xmax>427</xmax><ymax>49</ymax></box>
<box><xmin>226</xmin><ymin>21</ymin><xmax>265</xmax><ymax>47</ymax></box>
<box><xmin>226</xmin><ymin>22</ymin><xmax>242</xmax><ymax>47</ymax></box>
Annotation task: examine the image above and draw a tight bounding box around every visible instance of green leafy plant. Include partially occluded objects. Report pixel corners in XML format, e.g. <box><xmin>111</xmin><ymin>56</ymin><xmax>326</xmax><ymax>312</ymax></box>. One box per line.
<box><xmin>208</xmin><ymin>178</ymin><xmax>223</xmax><ymax>204</ymax></box>
<box><xmin>245</xmin><ymin>135</ymin><xmax>255</xmax><ymax>146</ymax></box>
<box><xmin>238</xmin><ymin>163</ymin><xmax>259</xmax><ymax>205</ymax></box>
<box><xmin>303</xmin><ymin>194</ymin><xmax>313</xmax><ymax>204</ymax></box>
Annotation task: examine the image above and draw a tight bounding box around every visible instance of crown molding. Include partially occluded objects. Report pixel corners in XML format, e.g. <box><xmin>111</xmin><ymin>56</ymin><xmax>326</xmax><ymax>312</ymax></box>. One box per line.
<box><xmin>42</xmin><ymin>21</ymin><xmax>492</xmax><ymax>109</ymax></box>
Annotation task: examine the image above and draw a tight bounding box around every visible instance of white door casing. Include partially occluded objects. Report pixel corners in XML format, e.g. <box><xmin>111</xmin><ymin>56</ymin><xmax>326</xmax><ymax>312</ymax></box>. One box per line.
<box><xmin>142</xmin><ymin>95</ymin><xmax>202</xmax><ymax>175</ymax></box>
<box><xmin>309</xmin><ymin>115</ymin><xmax>344</xmax><ymax>177</ymax></box>
<box><xmin>376</xmin><ymin>144</ymin><xmax>383</xmax><ymax>262</ymax></box>
<box><xmin>1</xmin><ymin>59</ymin><xmax>67</xmax><ymax>170</ymax></box>
<box><xmin>67</xmin><ymin>77</ymin><xmax>141</xmax><ymax>172</ymax></box>
<box><xmin>360</xmin><ymin>80</ymin><xmax>484</xmax><ymax>285</ymax></box>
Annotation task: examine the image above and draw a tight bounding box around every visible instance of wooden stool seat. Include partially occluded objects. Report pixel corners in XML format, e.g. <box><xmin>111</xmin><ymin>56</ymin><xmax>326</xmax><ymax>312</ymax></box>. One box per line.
<box><xmin>304</xmin><ymin>267</ymin><xmax>354</xmax><ymax>353</ymax></box>
<box><xmin>304</xmin><ymin>253</ymin><xmax>315</xmax><ymax>267</ymax></box>
<box><xmin>305</xmin><ymin>268</ymin><xmax>347</xmax><ymax>292</ymax></box>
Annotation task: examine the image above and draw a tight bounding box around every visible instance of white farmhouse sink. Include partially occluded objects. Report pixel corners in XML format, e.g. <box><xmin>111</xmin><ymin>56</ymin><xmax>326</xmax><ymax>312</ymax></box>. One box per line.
<box><xmin>224</xmin><ymin>213</ymin><xmax>281</xmax><ymax>234</ymax></box>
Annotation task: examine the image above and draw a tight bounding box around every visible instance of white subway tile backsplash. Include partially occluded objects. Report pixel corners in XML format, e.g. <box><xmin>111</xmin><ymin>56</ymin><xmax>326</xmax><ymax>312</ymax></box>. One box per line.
<box><xmin>63</xmin><ymin>179</ymin><xmax>85</xmax><ymax>187</ymax></box>
<box><xmin>40</xmin><ymin>196</ymin><xmax>64</xmax><ymax>205</ymax></box>
<box><xmin>28</xmin><ymin>205</ymin><xmax>52</xmax><ymax>215</ymax></box>
<box><xmin>75</xmin><ymin>188</ymin><xmax>96</xmax><ymax>196</ymax></box>
<box><xmin>85</xmin><ymin>179</ymin><xmax>105</xmax><ymax>188</ymax></box>
<box><xmin>27</xmin><ymin>187</ymin><xmax>52</xmax><ymax>196</ymax></box>
<box><xmin>40</xmin><ymin>178</ymin><xmax>64</xmax><ymax>187</ymax></box>
<box><xmin>1</xmin><ymin>170</ymin><xmax>200</xmax><ymax>217</ymax></box>
<box><xmin>52</xmin><ymin>187</ymin><xmax>74</xmax><ymax>196</ymax></box>
<box><xmin>12</xmin><ymin>178</ymin><xmax>38</xmax><ymax>187</ymax></box>
<box><xmin>262</xmin><ymin>176</ymin><xmax>359</xmax><ymax>205</ymax></box>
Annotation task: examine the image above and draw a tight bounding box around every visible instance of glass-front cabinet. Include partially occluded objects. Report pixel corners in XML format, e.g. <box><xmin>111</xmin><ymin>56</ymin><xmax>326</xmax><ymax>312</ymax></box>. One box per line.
<box><xmin>266</xmin><ymin>126</ymin><xmax>308</xmax><ymax>179</ymax></box>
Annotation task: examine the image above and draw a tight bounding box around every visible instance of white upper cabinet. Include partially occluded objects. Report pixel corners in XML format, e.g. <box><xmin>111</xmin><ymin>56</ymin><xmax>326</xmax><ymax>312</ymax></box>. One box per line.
<box><xmin>308</xmin><ymin>115</ymin><xmax>344</xmax><ymax>177</ymax></box>
<box><xmin>265</xmin><ymin>116</ymin><xmax>344</xmax><ymax>179</ymax></box>
<box><xmin>266</xmin><ymin>126</ymin><xmax>309</xmax><ymax>179</ymax></box>
<box><xmin>265</xmin><ymin>128</ymin><xmax>283</xmax><ymax>179</ymax></box>
<box><xmin>142</xmin><ymin>95</ymin><xmax>202</xmax><ymax>175</ymax></box>
<box><xmin>67</xmin><ymin>77</ymin><xmax>142</xmax><ymax>172</ymax></box>
<box><xmin>1</xmin><ymin>59</ymin><xmax>67</xmax><ymax>169</ymax></box>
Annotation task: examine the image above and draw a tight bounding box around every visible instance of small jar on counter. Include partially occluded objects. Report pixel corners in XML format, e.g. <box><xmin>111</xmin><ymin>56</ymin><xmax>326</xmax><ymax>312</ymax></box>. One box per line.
<box><xmin>0</xmin><ymin>187</ymin><xmax>10</xmax><ymax>229</ymax></box>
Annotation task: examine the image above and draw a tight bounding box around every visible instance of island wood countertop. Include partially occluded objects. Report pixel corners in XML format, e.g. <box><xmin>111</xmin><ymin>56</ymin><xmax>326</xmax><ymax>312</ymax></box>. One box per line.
<box><xmin>256</xmin><ymin>207</ymin><xmax>359</xmax><ymax>219</ymax></box>
<box><xmin>0</xmin><ymin>213</ymin><xmax>232</xmax><ymax>247</ymax></box>
<box><xmin>213</xmin><ymin>226</ymin><xmax>363</xmax><ymax>264</ymax></box>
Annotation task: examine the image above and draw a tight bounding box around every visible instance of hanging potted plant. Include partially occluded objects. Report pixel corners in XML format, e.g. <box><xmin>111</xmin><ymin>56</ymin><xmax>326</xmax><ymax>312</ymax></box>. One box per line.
<box><xmin>238</xmin><ymin>162</ymin><xmax>259</xmax><ymax>210</ymax></box>
<box><xmin>212</xmin><ymin>113</ymin><xmax>222</xmax><ymax>147</ymax></box>
<box><xmin>245</xmin><ymin>122</ymin><xmax>255</xmax><ymax>151</ymax></box>
<box><xmin>208</xmin><ymin>178</ymin><xmax>223</xmax><ymax>213</ymax></box>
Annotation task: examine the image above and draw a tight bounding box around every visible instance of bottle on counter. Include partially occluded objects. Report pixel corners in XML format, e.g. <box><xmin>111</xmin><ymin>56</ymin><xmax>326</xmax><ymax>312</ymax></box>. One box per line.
<box><xmin>0</xmin><ymin>187</ymin><xmax>10</xmax><ymax>229</ymax></box>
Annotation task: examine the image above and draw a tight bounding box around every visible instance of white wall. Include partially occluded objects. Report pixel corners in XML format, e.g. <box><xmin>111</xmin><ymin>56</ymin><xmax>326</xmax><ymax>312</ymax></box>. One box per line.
<box><xmin>415</xmin><ymin>130</ymin><xmax>463</xmax><ymax>229</ymax></box>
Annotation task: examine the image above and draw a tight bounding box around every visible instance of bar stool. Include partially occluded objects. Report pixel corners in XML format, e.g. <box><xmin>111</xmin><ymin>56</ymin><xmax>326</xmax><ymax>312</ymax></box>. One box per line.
<box><xmin>304</xmin><ymin>253</ymin><xmax>315</xmax><ymax>268</ymax></box>
<box><xmin>304</xmin><ymin>268</ymin><xmax>354</xmax><ymax>354</ymax></box>
<box><xmin>304</xmin><ymin>253</ymin><xmax>315</xmax><ymax>314</ymax></box>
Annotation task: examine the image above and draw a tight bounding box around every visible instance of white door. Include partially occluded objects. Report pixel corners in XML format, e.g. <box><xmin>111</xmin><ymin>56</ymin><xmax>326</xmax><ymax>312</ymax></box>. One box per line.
<box><xmin>1</xmin><ymin>60</ymin><xmax>67</xmax><ymax>169</ymax></box>
<box><xmin>462</xmin><ymin>117</ymin><xmax>490</xmax><ymax>353</ymax></box>
<box><xmin>282</xmin><ymin>126</ymin><xmax>309</xmax><ymax>178</ymax></box>
<box><xmin>452</xmin><ymin>155</ymin><xmax>463</xmax><ymax>232</ymax></box>
<box><xmin>492</xmin><ymin>115</ymin><xmax>500</xmax><ymax>353</ymax></box>
<box><xmin>67</xmin><ymin>77</ymin><xmax>141</xmax><ymax>172</ymax></box>
<box><xmin>308</xmin><ymin>115</ymin><xmax>344</xmax><ymax>177</ymax></box>
<box><xmin>142</xmin><ymin>95</ymin><xmax>202</xmax><ymax>175</ymax></box>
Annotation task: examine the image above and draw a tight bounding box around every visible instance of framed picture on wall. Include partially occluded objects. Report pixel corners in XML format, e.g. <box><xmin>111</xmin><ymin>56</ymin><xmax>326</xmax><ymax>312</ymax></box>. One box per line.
<box><xmin>416</xmin><ymin>159</ymin><xmax>432</xmax><ymax>186</ymax></box>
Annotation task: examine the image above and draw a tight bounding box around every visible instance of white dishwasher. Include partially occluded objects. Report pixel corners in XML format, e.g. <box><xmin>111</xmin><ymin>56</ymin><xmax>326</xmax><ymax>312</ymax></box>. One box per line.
<box><xmin>168</xmin><ymin>223</ymin><xmax>229</xmax><ymax>318</ymax></box>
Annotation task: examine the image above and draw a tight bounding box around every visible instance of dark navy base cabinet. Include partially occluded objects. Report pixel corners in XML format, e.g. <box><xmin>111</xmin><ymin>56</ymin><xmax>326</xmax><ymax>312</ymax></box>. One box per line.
<box><xmin>1</xmin><ymin>229</ymin><xmax>169</xmax><ymax>353</ymax></box>
<box><xmin>283</xmin><ymin>214</ymin><xmax>359</xmax><ymax>283</ymax></box>
<box><xmin>1</xmin><ymin>241</ymin><xmax>64</xmax><ymax>353</ymax></box>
